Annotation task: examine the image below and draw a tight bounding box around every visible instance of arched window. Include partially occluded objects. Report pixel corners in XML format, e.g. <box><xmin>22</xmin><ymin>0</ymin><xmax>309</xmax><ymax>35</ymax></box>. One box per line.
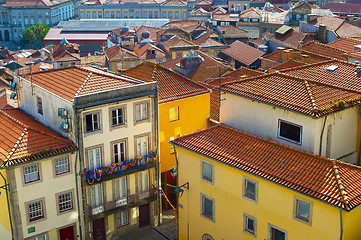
<box><xmin>86</xmin><ymin>42</ymin><xmax>99</xmax><ymax>54</ymax></box>
<box><xmin>4</xmin><ymin>30</ymin><xmax>10</xmax><ymax>42</ymax></box>
<box><xmin>75</xmin><ymin>42</ymin><xmax>86</xmax><ymax>53</ymax></box>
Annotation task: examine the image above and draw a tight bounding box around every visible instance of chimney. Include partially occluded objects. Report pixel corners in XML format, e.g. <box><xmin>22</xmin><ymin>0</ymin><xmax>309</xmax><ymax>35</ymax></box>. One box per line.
<box><xmin>346</xmin><ymin>15</ymin><xmax>354</xmax><ymax>22</ymax></box>
<box><xmin>317</xmin><ymin>24</ymin><xmax>327</xmax><ymax>44</ymax></box>
<box><xmin>277</xmin><ymin>47</ymin><xmax>285</xmax><ymax>62</ymax></box>
<box><xmin>302</xmin><ymin>54</ymin><xmax>310</xmax><ymax>64</ymax></box>
<box><xmin>307</xmin><ymin>14</ymin><xmax>317</xmax><ymax>23</ymax></box>
<box><xmin>283</xmin><ymin>49</ymin><xmax>294</xmax><ymax>62</ymax></box>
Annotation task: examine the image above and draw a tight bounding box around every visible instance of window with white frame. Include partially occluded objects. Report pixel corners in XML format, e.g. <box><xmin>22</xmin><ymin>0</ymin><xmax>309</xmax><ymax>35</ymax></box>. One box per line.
<box><xmin>116</xmin><ymin>209</ymin><xmax>129</xmax><ymax>227</ymax></box>
<box><xmin>37</xmin><ymin>96</ymin><xmax>43</xmax><ymax>115</ymax></box>
<box><xmin>138</xmin><ymin>170</ymin><xmax>149</xmax><ymax>192</ymax></box>
<box><xmin>85</xmin><ymin>113</ymin><xmax>100</xmax><ymax>132</ymax></box>
<box><xmin>55</xmin><ymin>156</ymin><xmax>70</xmax><ymax>175</ymax></box>
<box><xmin>58</xmin><ymin>192</ymin><xmax>73</xmax><ymax>213</ymax></box>
<box><xmin>113</xmin><ymin>142</ymin><xmax>126</xmax><ymax>163</ymax></box>
<box><xmin>29</xmin><ymin>233</ymin><xmax>47</xmax><ymax>240</ymax></box>
<box><xmin>243</xmin><ymin>213</ymin><xmax>256</xmax><ymax>236</ymax></box>
<box><xmin>24</xmin><ymin>164</ymin><xmax>40</xmax><ymax>183</ymax></box>
<box><xmin>201</xmin><ymin>160</ymin><xmax>214</xmax><ymax>184</ymax></box>
<box><xmin>90</xmin><ymin>183</ymin><xmax>103</xmax><ymax>207</ymax></box>
<box><xmin>116</xmin><ymin>62</ymin><xmax>123</xmax><ymax>70</ymax></box>
<box><xmin>111</xmin><ymin>107</ymin><xmax>125</xmax><ymax>126</ymax></box>
<box><xmin>278</xmin><ymin>120</ymin><xmax>302</xmax><ymax>144</ymax></box>
<box><xmin>136</xmin><ymin>136</ymin><xmax>148</xmax><ymax>157</ymax></box>
<box><xmin>201</xmin><ymin>193</ymin><xmax>214</xmax><ymax>221</ymax></box>
<box><xmin>162</xmin><ymin>11</ymin><xmax>166</xmax><ymax>18</ymax></box>
<box><xmin>243</xmin><ymin>176</ymin><xmax>257</xmax><ymax>203</ymax></box>
<box><xmin>135</xmin><ymin>102</ymin><xmax>148</xmax><ymax>121</ymax></box>
<box><xmin>27</xmin><ymin>200</ymin><xmax>44</xmax><ymax>222</ymax></box>
<box><xmin>293</xmin><ymin>196</ymin><xmax>312</xmax><ymax>225</ymax></box>
<box><xmin>115</xmin><ymin>176</ymin><xmax>127</xmax><ymax>200</ymax></box>
<box><xmin>269</xmin><ymin>224</ymin><xmax>287</xmax><ymax>240</ymax></box>
<box><xmin>88</xmin><ymin>147</ymin><xmax>102</xmax><ymax>170</ymax></box>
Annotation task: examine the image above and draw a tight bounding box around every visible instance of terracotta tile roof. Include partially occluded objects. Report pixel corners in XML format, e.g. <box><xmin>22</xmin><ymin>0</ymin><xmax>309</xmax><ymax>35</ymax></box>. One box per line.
<box><xmin>320</xmin><ymin>2</ymin><xmax>361</xmax><ymax>14</ymax></box>
<box><xmin>0</xmin><ymin>107</ymin><xmax>77</xmax><ymax>168</ymax></box>
<box><xmin>133</xmin><ymin>43</ymin><xmax>167</xmax><ymax>59</ymax></box>
<box><xmin>191</xmin><ymin>8</ymin><xmax>209</xmax><ymax>14</ymax></box>
<box><xmin>54</xmin><ymin>50</ymin><xmax>81</xmax><ymax>62</ymax></box>
<box><xmin>163</xmin><ymin>35</ymin><xmax>197</xmax><ymax>48</ymax></box>
<box><xmin>271</xmin><ymin>30</ymin><xmax>314</xmax><ymax>49</ymax></box>
<box><xmin>327</xmin><ymin>38</ymin><xmax>361</xmax><ymax>53</ymax></box>
<box><xmin>346</xmin><ymin>49</ymin><xmax>361</xmax><ymax>61</ymax></box>
<box><xmin>22</xmin><ymin>66</ymin><xmax>142</xmax><ymax>102</ymax></box>
<box><xmin>218</xmin><ymin>25</ymin><xmax>248</xmax><ymax>35</ymax></box>
<box><xmin>163</xmin><ymin>20</ymin><xmax>200</xmax><ymax>28</ymax></box>
<box><xmin>135</xmin><ymin>26</ymin><xmax>160</xmax><ymax>41</ymax></box>
<box><xmin>161</xmin><ymin>0</ymin><xmax>186</xmax><ymax>6</ymax></box>
<box><xmin>105</xmin><ymin>45</ymin><xmax>138</xmax><ymax>61</ymax></box>
<box><xmin>300</xmin><ymin>41</ymin><xmax>347</xmax><ymax>61</ymax></box>
<box><xmin>220</xmin><ymin>71</ymin><xmax>361</xmax><ymax>117</ymax></box>
<box><xmin>125</xmin><ymin>61</ymin><xmax>209</xmax><ymax>103</ymax></box>
<box><xmin>1</xmin><ymin>0</ymin><xmax>56</xmax><ymax>7</ymax></box>
<box><xmin>221</xmin><ymin>40</ymin><xmax>264</xmax><ymax>66</ymax></box>
<box><xmin>195</xmin><ymin>0</ymin><xmax>211</xmax><ymax>5</ymax></box>
<box><xmin>212</xmin><ymin>13</ymin><xmax>239</xmax><ymax>22</ymax></box>
<box><xmin>272</xmin><ymin>60</ymin><xmax>305</xmax><ymax>70</ymax></box>
<box><xmin>262</xmin><ymin>47</ymin><xmax>330</xmax><ymax>64</ymax></box>
<box><xmin>211</xmin><ymin>7</ymin><xmax>227</xmax><ymax>14</ymax></box>
<box><xmin>239</xmin><ymin>8</ymin><xmax>261</xmax><ymax>18</ymax></box>
<box><xmin>171</xmin><ymin>124</ymin><xmax>361</xmax><ymax>211</ymax></box>
<box><xmin>160</xmin><ymin>50</ymin><xmax>230</xmax><ymax>84</ymax></box>
<box><xmin>281</xmin><ymin>59</ymin><xmax>361</xmax><ymax>93</ymax></box>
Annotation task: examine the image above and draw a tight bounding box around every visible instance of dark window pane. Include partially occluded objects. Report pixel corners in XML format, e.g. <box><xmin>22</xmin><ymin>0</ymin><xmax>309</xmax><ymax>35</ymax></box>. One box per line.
<box><xmin>272</xmin><ymin>228</ymin><xmax>285</xmax><ymax>240</ymax></box>
<box><xmin>203</xmin><ymin>162</ymin><xmax>212</xmax><ymax>181</ymax></box>
<box><xmin>93</xmin><ymin>114</ymin><xmax>98</xmax><ymax>130</ymax></box>
<box><xmin>279</xmin><ymin>121</ymin><xmax>301</xmax><ymax>143</ymax></box>
<box><xmin>247</xmin><ymin>218</ymin><xmax>254</xmax><ymax>233</ymax></box>
<box><xmin>203</xmin><ymin>198</ymin><xmax>213</xmax><ymax>218</ymax></box>
<box><xmin>246</xmin><ymin>181</ymin><xmax>256</xmax><ymax>200</ymax></box>
<box><xmin>297</xmin><ymin>201</ymin><xmax>309</xmax><ymax>221</ymax></box>
<box><xmin>86</xmin><ymin>114</ymin><xmax>93</xmax><ymax>132</ymax></box>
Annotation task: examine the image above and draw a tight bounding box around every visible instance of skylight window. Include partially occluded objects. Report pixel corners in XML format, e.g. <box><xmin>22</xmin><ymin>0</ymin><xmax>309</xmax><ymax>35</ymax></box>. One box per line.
<box><xmin>325</xmin><ymin>65</ymin><xmax>339</xmax><ymax>72</ymax></box>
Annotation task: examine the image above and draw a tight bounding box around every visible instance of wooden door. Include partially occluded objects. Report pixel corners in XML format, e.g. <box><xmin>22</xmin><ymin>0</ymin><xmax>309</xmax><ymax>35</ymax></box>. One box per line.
<box><xmin>59</xmin><ymin>225</ymin><xmax>74</xmax><ymax>240</ymax></box>
<box><xmin>93</xmin><ymin>218</ymin><xmax>106</xmax><ymax>240</ymax></box>
<box><xmin>139</xmin><ymin>203</ymin><xmax>150</xmax><ymax>228</ymax></box>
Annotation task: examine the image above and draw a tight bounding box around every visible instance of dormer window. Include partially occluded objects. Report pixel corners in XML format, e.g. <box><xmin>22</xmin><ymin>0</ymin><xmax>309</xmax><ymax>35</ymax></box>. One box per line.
<box><xmin>150</xmin><ymin>50</ymin><xmax>156</xmax><ymax>55</ymax></box>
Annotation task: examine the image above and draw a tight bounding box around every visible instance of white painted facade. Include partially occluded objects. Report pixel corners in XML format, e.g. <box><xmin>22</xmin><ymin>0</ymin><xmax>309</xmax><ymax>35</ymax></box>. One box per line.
<box><xmin>220</xmin><ymin>93</ymin><xmax>359</xmax><ymax>164</ymax></box>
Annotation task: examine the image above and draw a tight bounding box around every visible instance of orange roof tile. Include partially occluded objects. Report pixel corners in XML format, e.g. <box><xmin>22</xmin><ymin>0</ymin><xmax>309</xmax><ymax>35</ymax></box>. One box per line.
<box><xmin>54</xmin><ymin>49</ymin><xmax>80</xmax><ymax>62</ymax></box>
<box><xmin>221</xmin><ymin>40</ymin><xmax>264</xmax><ymax>66</ymax></box>
<box><xmin>163</xmin><ymin>35</ymin><xmax>196</xmax><ymax>48</ymax></box>
<box><xmin>23</xmin><ymin>66</ymin><xmax>142</xmax><ymax>102</ymax></box>
<box><xmin>133</xmin><ymin>43</ymin><xmax>167</xmax><ymax>59</ymax></box>
<box><xmin>105</xmin><ymin>45</ymin><xmax>138</xmax><ymax>61</ymax></box>
<box><xmin>262</xmin><ymin>47</ymin><xmax>330</xmax><ymax>64</ymax></box>
<box><xmin>126</xmin><ymin>61</ymin><xmax>209</xmax><ymax>103</ymax></box>
<box><xmin>300</xmin><ymin>41</ymin><xmax>346</xmax><ymax>61</ymax></box>
<box><xmin>272</xmin><ymin>60</ymin><xmax>305</xmax><ymax>70</ymax></box>
<box><xmin>171</xmin><ymin>124</ymin><xmax>361</xmax><ymax>211</ymax></box>
<box><xmin>220</xmin><ymin>71</ymin><xmax>361</xmax><ymax>117</ymax></box>
<box><xmin>327</xmin><ymin>38</ymin><xmax>361</xmax><ymax>53</ymax></box>
<box><xmin>0</xmin><ymin>106</ymin><xmax>77</xmax><ymax>168</ymax></box>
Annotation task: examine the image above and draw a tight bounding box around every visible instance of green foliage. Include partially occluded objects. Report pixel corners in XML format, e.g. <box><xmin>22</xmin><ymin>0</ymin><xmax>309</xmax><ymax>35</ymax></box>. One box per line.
<box><xmin>20</xmin><ymin>22</ymin><xmax>50</xmax><ymax>49</ymax></box>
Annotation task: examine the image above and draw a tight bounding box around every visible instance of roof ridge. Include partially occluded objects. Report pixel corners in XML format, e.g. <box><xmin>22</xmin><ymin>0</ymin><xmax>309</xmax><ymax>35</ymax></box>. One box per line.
<box><xmin>75</xmin><ymin>72</ymin><xmax>92</xmax><ymax>97</ymax></box>
<box><xmin>331</xmin><ymin>159</ymin><xmax>350</xmax><ymax>210</ymax></box>
<box><xmin>303</xmin><ymin>80</ymin><xmax>318</xmax><ymax>116</ymax></box>
<box><xmin>0</xmin><ymin>109</ymin><xmax>28</xmax><ymax>128</ymax></box>
<box><xmin>5</xmin><ymin>128</ymin><xmax>27</xmax><ymax>162</ymax></box>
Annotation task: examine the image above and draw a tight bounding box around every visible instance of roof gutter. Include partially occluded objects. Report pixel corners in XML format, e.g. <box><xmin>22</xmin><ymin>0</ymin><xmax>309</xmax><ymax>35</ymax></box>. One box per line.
<box><xmin>319</xmin><ymin>115</ymin><xmax>327</xmax><ymax>156</ymax></box>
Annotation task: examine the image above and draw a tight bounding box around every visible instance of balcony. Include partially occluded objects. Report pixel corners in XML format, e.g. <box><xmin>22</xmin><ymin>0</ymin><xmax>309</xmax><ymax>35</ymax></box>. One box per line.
<box><xmin>87</xmin><ymin>188</ymin><xmax>157</xmax><ymax>220</ymax></box>
<box><xmin>82</xmin><ymin>157</ymin><xmax>156</xmax><ymax>185</ymax></box>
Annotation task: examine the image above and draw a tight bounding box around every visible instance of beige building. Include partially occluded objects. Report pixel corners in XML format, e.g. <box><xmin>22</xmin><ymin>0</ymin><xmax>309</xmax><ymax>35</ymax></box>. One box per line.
<box><xmin>14</xmin><ymin>66</ymin><xmax>160</xmax><ymax>239</ymax></box>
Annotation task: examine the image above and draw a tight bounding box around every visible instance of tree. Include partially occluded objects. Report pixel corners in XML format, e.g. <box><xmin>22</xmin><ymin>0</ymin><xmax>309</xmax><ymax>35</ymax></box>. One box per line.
<box><xmin>20</xmin><ymin>22</ymin><xmax>50</xmax><ymax>49</ymax></box>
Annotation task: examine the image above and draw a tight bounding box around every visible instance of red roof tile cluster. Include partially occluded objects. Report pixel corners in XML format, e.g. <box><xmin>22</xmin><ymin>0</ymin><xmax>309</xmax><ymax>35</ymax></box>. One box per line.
<box><xmin>212</xmin><ymin>13</ymin><xmax>240</xmax><ymax>22</ymax></box>
<box><xmin>271</xmin><ymin>59</ymin><xmax>305</xmax><ymax>70</ymax></box>
<box><xmin>300</xmin><ymin>41</ymin><xmax>346</xmax><ymax>61</ymax></box>
<box><xmin>272</xmin><ymin>29</ymin><xmax>314</xmax><ymax>49</ymax></box>
<box><xmin>327</xmin><ymin>38</ymin><xmax>361</xmax><ymax>53</ymax></box>
<box><xmin>105</xmin><ymin>45</ymin><xmax>138</xmax><ymax>61</ymax></box>
<box><xmin>220</xmin><ymin>71</ymin><xmax>361</xmax><ymax>117</ymax></box>
<box><xmin>239</xmin><ymin>7</ymin><xmax>261</xmax><ymax>18</ymax></box>
<box><xmin>126</xmin><ymin>61</ymin><xmax>209</xmax><ymax>103</ymax></box>
<box><xmin>133</xmin><ymin>42</ymin><xmax>167</xmax><ymax>59</ymax></box>
<box><xmin>0</xmin><ymin>106</ymin><xmax>77</xmax><ymax>168</ymax></box>
<box><xmin>171</xmin><ymin>124</ymin><xmax>361</xmax><ymax>211</ymax></box>
<box><xmin>262</xmin><ymin>47</ymin><xmax>330</xmax><ymax>64</ymax></box>
<box><xmin>1</xmin><ymin>0</ymin><xmax>60</xmax><ymax>7</ymax></box>
<box><xmin>160</xmin><ymin>50</ymin><xmax>230</xmax><ymax>84</ymax></box>
<box><xmin>22</xmin><ymin>66</ymin><xmax>142</xmax><ymax>102</ymax></box>
<box><xmin>161</xmin><ymin>0</ymin><xmax>186</xmax><ymax>6</ymax></box>
<box><xmin>320</xmin><ymin>2</ymin><xmax>361</xmax><ymax>14</ymax></box>
<box><xmin>221</xmin><ymin>40</ymin><xmax>264</xmax><ymax>66</ymax></box>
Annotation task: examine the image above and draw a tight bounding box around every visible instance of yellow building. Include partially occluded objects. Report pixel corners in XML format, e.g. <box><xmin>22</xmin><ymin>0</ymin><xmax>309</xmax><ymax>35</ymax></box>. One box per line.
<box><xmin>171</xmin><ymin>124</ymin><xmax>361</xmax><ymax>240</ymax></box>
<box><xmin>126</xmin><ymin>61</ymin><xmax>210</xmax><ymax>208</ymax></box>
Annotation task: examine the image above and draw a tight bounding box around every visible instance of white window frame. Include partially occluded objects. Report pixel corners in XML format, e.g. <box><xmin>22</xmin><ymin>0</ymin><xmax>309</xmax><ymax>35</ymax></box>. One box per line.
<box><xmin>242</xmin><ymin>176</ymin><xmax>258</xmax><ymax>203</ymax></box>
<box><xmin>200</xmin><ymin>193</ymin><xmax>215</xmax><ymax>222</ymax></box>
<box><xmin>138</xmin><ymin>170</ymin><xmax>150</xmax><ymax>193</ymax></box>
<box><xmin>243</xmin><ymin>213</ymin><xmax>257</xmax><ymax>237</ymax></box>
<box><xmin>88</xmin><ymin>147</ymin><xmax>102</xmax><ymax>170</ymax></box>
<box><xmin>111</xmin><ymin>107</ymin><xmax>125</xmax><ymax>126</ymax></box>
<box><xmin>85</xmin><ymin>112</ymin><xmax>100</xmax><ymax>132</ymax></box>
<box><xmin>136</xmin><ymin>136</ymin><xmax>149</xmax><ymax>157</ymax></box>
<box><xmin>115</xmin><ymin>176</ymin><xmax>127</xmax><ymax>200</ymax></box>
<box><xmin>201</xmin><ymin>159</ymin><xmax>214</xmax><ymax>185</ymax></box>
<box><xmin>24</xmin><ymin>164</ymin><xmax>40</xmax><ymax>184</ymax></box>
<box><xmin>58</xmin><ymin>191</ymin><xmax>73</xmax><ymax>213</ymax></box>
<box><xmin>116</xmin><ymin>209</ymin><xmax>129</xmax><ymax>227</ymax></box>
<box><xmin>90</xmin><ymin>183</ymin><xmax>104</xmax><ymax>208</ymax></box>
<box><xmin>55</xmin><ymin>156</ymin><xmax>70</xmax><ymax>175</ymax></box>
<box><xmin>278</xmin><ymin>119</ymin><xmax>302</xmax><ymax>145</ymax></box>
<box><xmin>135</xmin><ymin>102</ymin><xmax>149</xmax><ymax>121</ymax></box>
<box><xmin>27</xmin><ymin>199</ymin><xmax>45</xmax><ymax>222</ymax></box>
<box><xmin>37</xmin><ymin>96</ymin><xmax>43</xmax><ymax>115</ymax></box>
<box><xmin>113</xmin><ymin>141</ymin><xmax>126</xmax><ymax>164</ymax></box>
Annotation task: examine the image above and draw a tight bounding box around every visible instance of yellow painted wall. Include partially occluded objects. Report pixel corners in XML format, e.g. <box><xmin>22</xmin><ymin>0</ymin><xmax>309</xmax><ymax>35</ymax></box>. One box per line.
<box><xmin>159</xmin><ymin>93</ymin><xmax>210</xmax><ymax>173</ymax></box>
<box><xmin>0</xmin><ymin>169</ymin><xmax>12</xmax><ymax>240</ymax></box>
<box><xmin>110</xmin><ymin>60</ymin><xmax>140</xmax><ymax>73</ymax></box>
<box><xmin>176</xmin><ymin>147</ymin><xmax>361</xmax><ymax>240</ymax></box>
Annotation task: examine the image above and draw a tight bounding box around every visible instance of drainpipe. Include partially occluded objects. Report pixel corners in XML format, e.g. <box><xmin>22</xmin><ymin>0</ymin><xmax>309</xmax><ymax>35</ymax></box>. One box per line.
<box><xmin>73</xmin><ymin>104</ymin><xmax>83</xmax><ymax>240</ymax></box>
<box><xmin>0</xmin><ymin>171</ymin><xmax>14</xmax><ymax>240</ymax></box>
<box><xmin>173</xmin><ymin>145</ymin><xmax>179</xmax><ymax>240</ymax></box>
<box><xmin>319</xmin><ymin>115</ymin><xmax>328</xmax><ymax>156</ymax></box>
<box><xmin>155</xmin><ymin>89</ymin><xmax>161</xmax><ymax>227</ymax></box>
<box><xmin>339</xmin><ymin>209</ymin><xmax>343</xmax><ymax>240</ymax></box>
<box><xmin>358</xmin><ymin>106</ymin><xmax>361</xmax><ymax>166</ymax></box>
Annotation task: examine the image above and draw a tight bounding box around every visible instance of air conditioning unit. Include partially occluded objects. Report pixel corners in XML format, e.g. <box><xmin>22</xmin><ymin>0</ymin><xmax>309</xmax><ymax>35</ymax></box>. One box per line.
<box><xmin>58</xmin><ymin>108</ymin><xmax>68</xmax><ymax>118</ymax></box>
<box><xmin>60</xmin><ymin>121</ymin><xmax>70</xmax><ymax>132</ymax></box>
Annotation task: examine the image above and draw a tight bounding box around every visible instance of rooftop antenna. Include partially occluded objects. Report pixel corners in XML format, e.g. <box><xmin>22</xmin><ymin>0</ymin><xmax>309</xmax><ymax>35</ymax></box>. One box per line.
<box><xmin>25</xmin><ymin>58</ymin><xmax>35</xmax><ymax>95</ymax></box>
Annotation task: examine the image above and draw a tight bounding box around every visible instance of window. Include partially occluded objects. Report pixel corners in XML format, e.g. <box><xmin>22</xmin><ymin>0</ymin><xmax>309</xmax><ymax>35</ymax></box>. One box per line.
<box><xmin>201</xmin><ymin>193</ymin><xmax>214</xmax><ymax>221</ymax></box>
<box><xmin>154</xmin><ymin>11</ymin><xmax>158</xmax><ymax>18</ymax></box>
<box><xmin>162</xmin><ymin>11</ymin><xmax>166</xmax><ymax>18</ymax></box>
<box><xmin>98</xmin><ymin>11</ymin><xmax>102</xmax><ymax>18</ymax></box>
<box><xmin>135</xmin><ymin>11</ymin><xmax>139</xmax><ymax>18</ymax></box>
<box><xmin>88</xmin><ymin>147</ymin><xmax>102</xmax><ymax>170</ymax></box>
<box><xmin>29</xmin><ymin>233</ymin><xmax>47</xmax><ymax>240</ymax></box>
<box><xmin>138</xmin><ymin>170</ymin><xmax>149</xmax><ymax>192</ymax></box>
<box><xmin>58</xmin><ymin>192</ymin><xmax>73</xmax><ymax>213</ymax></box>
<box><xmin>116</xmin><ymin>11</ymin><xmax>120</xmax><ymax>18</ymax></box>
<box><xmin>24</xmin><ymin>164</ymin><xmax>40</xmax><ymax>183</ymax></box>
<box><xmin>294</xmin><ymin>197</ymin><xmax>312</xmax><ymax>225</ymax></box>
<box><xmin>169</xmin><ymin>106</ymin><xmax>179</xmax><ymax>121</ymax></box>
<box><xmin>90</xmin><ymin>183</ymin><xmax>103</xmax><ymax>208</ymax></box>
<box><xmin>27</xmin><ymin>200</ymin><xmax>44</xmax><ymax>222</ymax></box>
<box><xmin>201</xmin><ymin>159</ymin><xmax>214</xmax><ymax>184</ymax></box>
<box><xmin>37</xmin><ymin>96</ymin><xmax>43</xmax><ymax>115</ymax></box>
<box><xmin>202</xmin><ymin>234</ymin><xmax>214</xmax><ymax>240</ymax></box>
<box><xmin>113</xmin><ymin>142</ymin><xmax>126</xmax><ymax>163</ymax></box>
<box><xmin>243</xmin><ymin>176</ymin><xmax>257</xmax><ymax>203</ymax></box>
<box><xmin>123</xmin><ymin>11</ymin><xmax>128</xmax><ymax>18</ymax></box>
<box><xmin>183</xmin><ymin>12</ymin><xmax>187</xmax><ymax>19</ymax></box>
<box><xmin>92</xmin><ymin>11</ymin><xmax>96</xmax><ymax>18</ymax></box>
<box><xmin>85</xmin><ymin>113</ymin><xmax>100</xmax><ymax>132</ymax></box>
<box><xmin>149</xmin><ymin>11</ymin><xmax>153</xmax><ymax>18</ymax></box>
<box><xmin>278</xmin><ymin>120</ymin><xmax>302</xmax><ymax>144</ymax></box>
<box><xmin>86</xmin><ymin>11</ymin><xmax>90</xmax><ymax>19</ymax></box>
<box><xmin>116</xmin><ymin>209</ymin><xmax>129</xmax><ymax>227</ymax></box>
<box><xmin>115</xmin><ymin>176</ymin><xmax>127</xmax><ymax>200</ymax></box>
<box><xmin>136</xmin><ymin>136</ymin><xmax>148</xmax><ymax>157</ymax></box>
<box><xmin>168</xmin><ymin>11</ymin><xmax>172</xmax><ymax>19</ymax></box>
<box><xmin>175</xmin><ymin>11</ymin><xmax>179</xmax><ymax>19</ymax></box>
<box><xmin>55</xmin><ymin>156</ymin><xmax>70</xmax><ymax>175</ymax></box>
<box><xmin>243</xmin><ymin>214</ymin><xmax>256</xmax><ymax>236</ymax></box>
<box><xmin>111</xmin><ymin>11</ymin><xmax>115</xmax><ymax>18</ymax></box>
<box><xmin>105</xmin><ymin>11</ymin><xmax>109</xmax><ymax>18</ymax></box>
<box><xmin>111</xmin><ymin>108</ymin><xmax>125</xmax><ymax>126</ymax></box>
<box><xmin>135</xmin><ymin>102</ymin><xmax>148</xmax><ymax>121</ymax></box>
<box><xmin>143</xmin><ymin>11</ymin><xmax>147</xmax><ymax>18</ymax></box>
<box><xmin>130</xmin><ymin>61</ymin><xmax>136</xmax><ymax>68</ymax></box>
<box><xmin>116</xmin><ymin>62</ymin><xmax>123</xmax><ymax>70</ymax></box>
<box><xmin>269</xmin><ymin>224</ymin><xmax>287</xmax><ymax>240</ymax></box>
